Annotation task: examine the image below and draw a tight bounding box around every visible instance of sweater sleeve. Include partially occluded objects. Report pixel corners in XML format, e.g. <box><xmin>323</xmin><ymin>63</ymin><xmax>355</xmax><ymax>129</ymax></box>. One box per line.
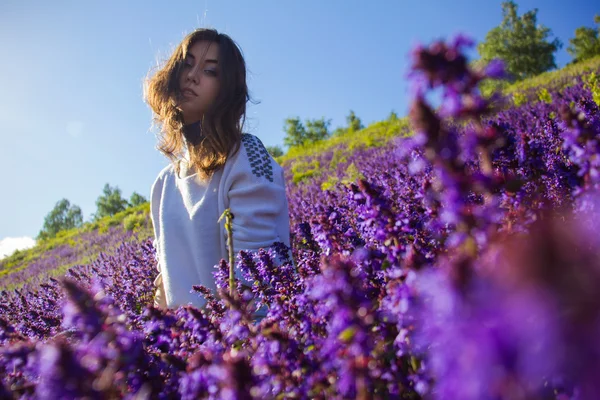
<box><xmin>225</xmin><ymin>134</ymin><xmax>288</xmax><ymax>255</ymax></box>
<box><xmin>150</xmin><ymin>173</ymin><xmax>164</xmax><ymax>274</ymax></box>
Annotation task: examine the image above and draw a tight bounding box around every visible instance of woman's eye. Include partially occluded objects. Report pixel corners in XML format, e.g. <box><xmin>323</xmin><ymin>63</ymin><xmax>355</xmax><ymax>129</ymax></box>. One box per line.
<box><xmin>204</xmin><ymin>69</ymin><xmax>217</xmax><ymax>76</ymax></box>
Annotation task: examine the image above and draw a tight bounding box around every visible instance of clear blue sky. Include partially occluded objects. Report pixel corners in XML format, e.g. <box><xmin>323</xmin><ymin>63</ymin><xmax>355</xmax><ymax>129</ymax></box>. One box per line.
<box><xmin>0</xmin><ymin>0</ymin><xmax>597</xmax><ymax>256</ymax></box>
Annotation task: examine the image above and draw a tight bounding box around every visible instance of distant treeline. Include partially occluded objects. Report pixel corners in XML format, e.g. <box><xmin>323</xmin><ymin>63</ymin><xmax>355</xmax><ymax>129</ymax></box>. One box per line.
<box><xmin>38</xmin><ymin>184</ymin><xmax>147</xmax><ymax>241</ymax></box>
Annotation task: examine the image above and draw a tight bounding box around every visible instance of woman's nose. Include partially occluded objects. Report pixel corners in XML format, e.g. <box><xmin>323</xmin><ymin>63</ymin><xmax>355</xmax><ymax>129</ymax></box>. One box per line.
<box><xmin>186</xmin><ymin>65</ymin><xmax>200</xmax><ymax>84</ymax></box>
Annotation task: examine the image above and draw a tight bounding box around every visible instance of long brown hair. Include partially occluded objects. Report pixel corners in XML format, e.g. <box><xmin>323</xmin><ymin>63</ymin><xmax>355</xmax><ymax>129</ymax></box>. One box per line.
<box><xmin>144</xmin><ymin>28</ymin><xmax>250</xmax><ymax>181</ymax></box>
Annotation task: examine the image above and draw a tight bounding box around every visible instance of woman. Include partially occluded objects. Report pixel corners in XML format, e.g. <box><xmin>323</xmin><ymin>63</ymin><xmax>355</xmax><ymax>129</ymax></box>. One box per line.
<box><xmin>144</xmin><ymin>28</ymin><xmax>291</xmax><ymax>311</ymax></box>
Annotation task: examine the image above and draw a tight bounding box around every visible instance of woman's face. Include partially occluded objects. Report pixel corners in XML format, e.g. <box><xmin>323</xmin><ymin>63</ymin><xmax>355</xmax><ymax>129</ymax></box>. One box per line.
<box><xmin>177</xmin><ymin>40</ymin><xmax>221</xmax><ymax>124</ymax></box>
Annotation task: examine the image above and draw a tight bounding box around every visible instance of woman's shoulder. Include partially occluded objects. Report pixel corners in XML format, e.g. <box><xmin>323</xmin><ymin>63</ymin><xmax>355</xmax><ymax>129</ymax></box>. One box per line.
<box><xmin>231</xmin><ymin>133</ymin><xmax>280</xmax><ymax>183</ymax></box>
<box><xmin>151</xmin><ymin>163</ymin><xmax>177</xmax><ymax>192</ymax></box>
<box><xmin>241</xmin><ymin>132</ymin><xmax>264</xmax><ymax>145</ymax></box>
<box><xmin>240</xmin><ymin>133</ymin><xmax>271</xmax><ymax>161</ymax></box>
<box><xmin>157</xmin><ymin>163</ymin><xmax>177</xmax><ymax>180</ymax></box>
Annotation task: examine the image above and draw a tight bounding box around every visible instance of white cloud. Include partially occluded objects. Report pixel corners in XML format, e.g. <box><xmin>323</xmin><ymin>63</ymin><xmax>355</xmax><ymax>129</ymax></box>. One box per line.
<box><xmin>67</xmin><ymin>120</ymin><xmax>84</xmax><ymax>138</ymax></box>
<box><xmin>0</xmin><ymin>236</ymin><xmax>36</xmax><ymax>260</ymax></box>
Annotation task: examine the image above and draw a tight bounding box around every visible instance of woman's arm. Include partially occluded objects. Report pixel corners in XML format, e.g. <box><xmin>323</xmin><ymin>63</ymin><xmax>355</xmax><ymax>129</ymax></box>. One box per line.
<box><xmin>225</xmin><ymin>134</ymin><xmax>290</xmax><ymax>257</ymax></box>
<box><xmin>150</xmin><ymin>174</ymin><xmax>168</xmax><ymax>308</ymax></box>
<box><xmin>153</xmin><ymin>269</ymin><xmax>167</xmax><ymax>308</ymax></box>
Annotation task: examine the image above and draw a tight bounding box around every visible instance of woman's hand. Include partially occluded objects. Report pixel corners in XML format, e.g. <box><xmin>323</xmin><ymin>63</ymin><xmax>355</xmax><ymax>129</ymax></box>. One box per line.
<box><xmin>153</xmin><ymin>273</ymin><xmax>168</xmax><ymax>309</ymax></box>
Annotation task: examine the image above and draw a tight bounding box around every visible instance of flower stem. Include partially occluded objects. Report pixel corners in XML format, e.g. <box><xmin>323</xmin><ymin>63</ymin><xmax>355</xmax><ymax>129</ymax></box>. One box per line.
<box><xmin>218</xmin><ymin>208</ymin><xmax>236</xmax><ymax>298</ymax></box>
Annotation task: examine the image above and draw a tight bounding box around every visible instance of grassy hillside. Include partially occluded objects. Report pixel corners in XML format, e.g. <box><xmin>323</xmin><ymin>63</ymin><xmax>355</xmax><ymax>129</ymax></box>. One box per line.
<box><xmin>505</xmin><ymin>55</ymin><xmax>600</xmax><ymax>94</ymax></box>
<box><xmin>0</xmin><ymin>203</ymin><xmax>153</xmax><ymax>291</ymax></box>
<box><xmin>277</xmin><ymin>55</ymin><xmax>600</xmax><ymax>183</ymax></box>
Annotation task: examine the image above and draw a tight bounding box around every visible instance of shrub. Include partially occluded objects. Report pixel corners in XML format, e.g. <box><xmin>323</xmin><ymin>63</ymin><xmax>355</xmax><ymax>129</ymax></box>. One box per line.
<box><xmin>123</xmin><ymin>212</ymin><xmax>147</xmax><ymax>232</ymax></box>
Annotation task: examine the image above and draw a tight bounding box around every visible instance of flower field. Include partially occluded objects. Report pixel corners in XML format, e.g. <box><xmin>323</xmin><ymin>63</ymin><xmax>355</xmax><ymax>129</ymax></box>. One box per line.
<box><xmin>1</xmin><ymin>37</ymin><xmax>600</xmax><ymax>399</ymax></box>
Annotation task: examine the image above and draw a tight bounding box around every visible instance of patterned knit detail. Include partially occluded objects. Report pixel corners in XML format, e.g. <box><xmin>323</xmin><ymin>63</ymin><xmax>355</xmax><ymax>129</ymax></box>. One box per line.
<box><xmin>242</xmin><ymin>134</ymin><xmax>274</xmax><ymax>182</ymax></box>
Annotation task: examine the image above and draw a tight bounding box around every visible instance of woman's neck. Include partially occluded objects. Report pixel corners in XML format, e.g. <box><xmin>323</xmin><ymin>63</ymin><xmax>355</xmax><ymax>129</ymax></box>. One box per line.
<box><xmin>183</xmin><ymin>119</ymin><xmax>203</xmax><ymax>146</ymax></box>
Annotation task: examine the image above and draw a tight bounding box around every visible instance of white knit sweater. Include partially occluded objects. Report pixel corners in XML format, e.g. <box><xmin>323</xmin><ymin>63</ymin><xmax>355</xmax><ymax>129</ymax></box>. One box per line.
<box><xmin>150</xmin><ymin>133</ymin><xmax>291</xmax><ymax>309</ymax></box>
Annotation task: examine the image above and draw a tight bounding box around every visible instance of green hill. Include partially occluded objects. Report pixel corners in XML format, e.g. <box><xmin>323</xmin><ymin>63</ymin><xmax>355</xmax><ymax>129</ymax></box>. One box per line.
<box><xmin>277</xmin><ymin>55</ymin><xmax>600</xmax><ymax>184</ymax></box>
<box><xmin>0</xmin><ymin>203</ymin><xmax>153</xmax><ymax>291</ymax></box>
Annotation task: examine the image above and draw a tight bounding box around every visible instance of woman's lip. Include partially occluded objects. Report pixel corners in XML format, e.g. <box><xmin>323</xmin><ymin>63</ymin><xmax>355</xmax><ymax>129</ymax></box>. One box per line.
<box><xmin>182</xmin><ymin>89</ymin><xmax>197</xmax><ymax>97</ymax></box>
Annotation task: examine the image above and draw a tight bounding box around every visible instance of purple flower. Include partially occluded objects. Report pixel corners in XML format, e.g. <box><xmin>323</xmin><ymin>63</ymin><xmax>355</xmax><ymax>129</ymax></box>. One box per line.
<box><xmin>484</xmin><ymin>59</ymin><xmax>506</xmax><ymax>79</ymax></box>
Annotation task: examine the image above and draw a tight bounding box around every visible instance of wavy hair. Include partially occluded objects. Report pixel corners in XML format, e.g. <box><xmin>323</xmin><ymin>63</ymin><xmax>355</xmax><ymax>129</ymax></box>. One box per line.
<box><xmin>144</xmin><ymin>28</ymin><xmax>250</xmax><ymax>181</ymax></box>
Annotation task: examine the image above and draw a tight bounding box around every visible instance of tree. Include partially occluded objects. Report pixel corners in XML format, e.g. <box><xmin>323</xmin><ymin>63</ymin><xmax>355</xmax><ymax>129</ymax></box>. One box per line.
<box><xmin>94</xmin><ymin>183</ymin><xmax>129</xmax><ymax>221</ymax></box>
<box><xmin>332</xmin><ymin>127</ymin><xmax>347</xmax><ymax>137</ymax></box>
<box><xmin>283</xmin><ymin>117</ymin><xmax>307</xmax><ymax>148</ymax></box>
<box><xmin>477</xmin><ymin>1</ymin><xmax>562</xmax><ymax>81</ymax></box>
<box><xmin>283</xmin><ymin>117</ymin><xmax>331</xmax><ymax>148</ymax></box>
<box><xmin>265</xmin><ymin>145</ymin><xmax>284</xmax><ymax>158</ymax></box>
<box><xmin>305</xmin><ymin>118</ymin><xmax>331</xmax><ymax>143</ymax></box>
<box><xmin>346</xmin><ymin>110</ymin><xmax>364</xmax><ymax>132</ymax></box>
<box><xmin>567</xmin><ymin>15</ymin><xmax>600</xmax><ymax>64</ymax></box>
<box><xmin>37</xmin><ymin>199</ymin><xmax>83</xmax><ymax>240</ymax></box>
<box><xmin>128</xmin><ymin>192</ymin><xmax>147</xmax><ymax>207</ymax></box>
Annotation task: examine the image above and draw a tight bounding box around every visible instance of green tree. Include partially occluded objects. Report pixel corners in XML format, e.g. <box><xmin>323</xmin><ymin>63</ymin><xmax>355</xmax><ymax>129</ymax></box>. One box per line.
<box><xmin>94</xmin><ymin>183</ymin><xmax>129</xmax><ymax>221</ymax></box>
<box><xmin>37</xmin><ymin>198</ymin><xmax>83</xmax><ymax>240</ymax></box>
<box><xmin>283</xmin><ymin>117</ymin><xmax>331</xmax><ymax>148</ymax></box>
<box><xmin>305</xmin><ymin>117</ymin><xmax>331</xmax><ymax>143</ymax></box>
<box><xmin>283</xmin><ymin>117</ymin><xmax>307</xmax><ymax>148</ymax></box>
<box><xmin>265</xmin><ymin>145</ymin><xmax>284</xmax><ymax>158</ymax></box>
<box><xmin>332</xmin><ymin>127</ymin><xmax>347</xmax><ymax>137</ymax></box>
<box><xmin>567</xmin><ymin>15</ymin><xmax>600</xmax><ymax>64</ymax></box>
<box><xmin>128</xmin><ymin>192</ymin><xmax>147</xmax><ymax>207</ymax></box>
<box><xmin>346</xmin><ymin>110</ymin><xmax>364</xmax><ymax>132</ymax></box>
<box><xmin>477</xmin><ymin>1</ymin><xmax>562</xmax><ymax>81</ymax></box>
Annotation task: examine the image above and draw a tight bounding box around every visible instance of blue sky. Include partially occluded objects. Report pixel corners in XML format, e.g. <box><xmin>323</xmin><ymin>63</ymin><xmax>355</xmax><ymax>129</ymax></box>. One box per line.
<box><xmin>0</xmin><ymin>0</ymin><xmax>597</xmax><ymax>257</ymax></box>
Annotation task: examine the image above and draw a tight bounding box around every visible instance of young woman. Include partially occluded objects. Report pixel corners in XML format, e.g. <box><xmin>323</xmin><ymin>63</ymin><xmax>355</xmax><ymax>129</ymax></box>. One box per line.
<box><xmin>144</xmin><ymin>28</ymin><xmax>291</xmax><ymax>310</ymax></box>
